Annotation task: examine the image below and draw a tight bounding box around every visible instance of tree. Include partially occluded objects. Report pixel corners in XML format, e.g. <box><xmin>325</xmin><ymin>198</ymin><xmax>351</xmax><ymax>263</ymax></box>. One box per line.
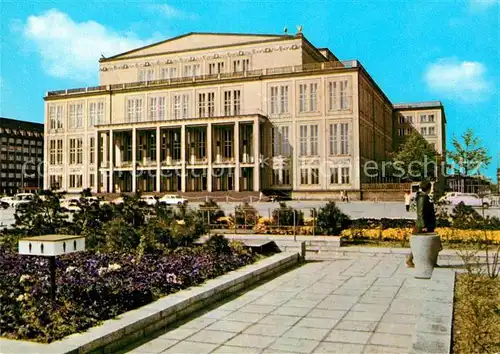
<box><xmin>392</xmin><ymin>132</ymin><xmax>437</xmax><ymax>181</ymax></box>
<box><xmin>448</xmin><ymin>129</ymin><xmax>491</xmax><ymax>177</ymax></box>
<box><xmin>316</xmin><ymin>201</ymin><xmax>350</xmax><ymax>235</ymax></box>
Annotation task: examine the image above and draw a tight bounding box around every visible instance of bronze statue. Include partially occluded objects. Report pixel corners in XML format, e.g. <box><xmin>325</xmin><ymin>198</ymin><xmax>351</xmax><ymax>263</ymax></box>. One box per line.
<box><xmin>406</xmin><ymin>181</ymin><xmax>439</xmax><ymax>268</ymax></box>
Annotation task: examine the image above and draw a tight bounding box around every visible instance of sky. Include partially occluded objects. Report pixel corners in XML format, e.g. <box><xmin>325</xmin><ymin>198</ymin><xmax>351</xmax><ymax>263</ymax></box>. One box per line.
<box><xmin>0</xmin><ymin>0</ymin><xmax>498</xmax><ymax>179</ymax></box>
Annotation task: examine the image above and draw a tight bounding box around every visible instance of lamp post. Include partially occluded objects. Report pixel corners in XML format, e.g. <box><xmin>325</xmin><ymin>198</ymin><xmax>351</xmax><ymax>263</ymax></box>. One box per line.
<box><xmin>19</xmin><ymin>235</ymin><xmax>85</xmax><ymax>300</ymax></box>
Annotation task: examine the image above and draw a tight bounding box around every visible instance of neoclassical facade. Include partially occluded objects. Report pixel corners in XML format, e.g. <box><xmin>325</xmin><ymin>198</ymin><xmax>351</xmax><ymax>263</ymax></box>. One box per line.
<box><xmin>43</xmin><ymin>32</ymin><xmax>446</xmax><ymax>198</ymax></box>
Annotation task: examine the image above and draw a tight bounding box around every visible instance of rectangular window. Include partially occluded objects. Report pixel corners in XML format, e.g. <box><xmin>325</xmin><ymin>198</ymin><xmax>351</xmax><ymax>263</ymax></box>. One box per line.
<box><xmin>50</xmin><ymin>175</ymin><xmax>62</xmax><ymax>189</ymax></box>
<box><xmin>421</xmin><ymin>127</ymin><xmax>428</xmax><ymax>135</ymax></box>
<box><xmin>139</xmin><ymin>68</ymin><xmax>155</xmax><ymax>82</ymax></box>
<box><xmin>299</xmin><ymin>125</ymin><xmax>308</xmax><ymax>156</ymax></box>
<box><xmin>69</xmin><ymin>138</ymin><xmax>83</xmax><ymax>165</ymax></box>
<box><xmin>208</xmin><ymin>61</ymin><xmax>225</xmax><ymax>75</ymax></box>
<box><xmin>329</xmin><ymin>124</ymin><xmax>338</xmax><ymax>155</ymax></box>
<box><xmin>309</xmin><ymin>83</ymin><xmax>318</xmax><ymax>111</ymax></box>
<box><xmin>341</xmin><ymin>167</ymin><xmax>350</xmax><ymax>184</ymax></box>
<box><xmin>281</xmin><ymin>126</ymin><xmax>290</xmax><ymax>155</ymax></box>
<box><xmin>311</xmin><ymin>168</ymin><xmax>319</xmax><ymax>185</ymax></box>
<box><xmin>49</xmin><ymin>140</ymin><xmax>56</xmax><ymax>165</ymax></box>
<box><xmin>89</xmin><ymin>174</ymin><xmax>95</xmax><ymax>188</ymax></box>
<box><xmin>272</xmin><ymin>127</ymin><xmax>280</xmax><ymax>156</ymax></box>
<box><xmin>429</xmin><ymin>127</ymin><xmax>435</xmax><ymax>135</ymax></box>
<box><xmin>330</xmin><ymin>167</ymin><xmax>339</xmax><ymax>184</ymax></box>
<box><xmin>340</xmin><ymin>80</ymin><xmax>349</xmax><ymax>109</ymax></box>
<box><xmin>160</xmin><ymin>66</ymin><xmax>177</xmax><ymax>79</ymax></box>
<box><xmin>232</xmin><ymin>59</ymin><xmax>250</xmax><ymax>72</ymax></box>
<box><xmin>173</xmin><ymin>94</ymin><xmax>189</xmax><ymax>119</ymax></box>
<box><xmin>420</xmin><ymin>115</ymin><xmax>427</xmax><ymax>123</ymax></box>
<box><xmin>300</xmin><ymin>168</ymin><xmax>308</xmax><ymax>184</ymax></box>
<box><xmin>328</xmin><ymin>82</ymin><xmax>337</xmax><ymax>111</ymax></box>
<box><xmin>69</xmin><ymin>174</ymin><xmax>83</xmax><ymax>188</ymax></box>
<box><xmin>310</xmin><ymin>124</ymin><xmax>318</xmax><ymax>156</ymax></box>
<box><xmin>183</xmin><ymin>64</ymin><xmax>201</xmax><ymax>77</ymax></box>
<box><xmin>127</xmin><ymin>98</ymin><xmax>143</xmax><ymax>122</ymax></box>
<box><xmin>149</xmin><ymin>96</ymin><xmax>166</xmax><ymax>121</ymax></box>
<box><xmin>57</xmin><ymin>140</ymin><xmax>63</xmax><ymax>164</ymax></box>
<box><xmin>398</xmin><ymin>128</ymin><xmax>405</xmax><ymax>136</ymax></box>
<box><xmin>270</xmin><ymin>86</ymin><xmax>278</xmax><ymax>114</ymax></box>
<box><xmin>399</xmin><ymin>116</ymin><xmax>405</xmax><ymax>124</ymax></box>
<box><xmin>340</xmin><ymin>123</ymin><xmax>349</xmax><ymax>154</ymax></box>
<box><xmin>270</xmin><ymin>85</ymin><xmax>289</xmax><ymax>114</ymax></box>
<box><xmin>406</xmin><ymin>115</ymin><xmax>413</xmax><ymax>124</ymax></box>
<box><xmin>197</xmin><ymin>93</ymin><xmax>215</xmax><ymax>118</ymax></box>
<box><xmin>49</xmin><ymin>105</ymin><xmax>64</xmax><ymax>130</ymax></box>
<box><xmin>89</xmin><ymin>137</ymin><xmax>95</xmax><ymax>164</ymax></box>
<box><xmin>299</xmin><ymin>84</ymin><xmax>307</xmax><ymax>112</ymax></box>
<box><xmin>428</xmin><ymin>114</ymin><xmax>435</xmax><ymax>123</ymax></box>
<box><xmin>89</xmin><ymin>101</ymin><xmax>105</xmax><ymax>126</ymax></box>
<box><xmin>223</xmin><ymin>90</ymin><xmax>241</xmax><ymax>116</ymax></box>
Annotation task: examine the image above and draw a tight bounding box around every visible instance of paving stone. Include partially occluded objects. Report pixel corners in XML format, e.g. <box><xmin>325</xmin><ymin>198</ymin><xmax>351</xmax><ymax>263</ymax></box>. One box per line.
<box><xmin>223</xmin><ymin>311</ymin><xmax>266</xmax><ymax>323</ymax></box>
<box><xmin>412</xmin><ymin>332</ymin><xmax>450</xmax><ymax>353</ymax></box>
<box><xmin>268</xmin><ymin>337</ymin><xmax>320</xmax><ymax>353</ymax></box>
<box><xmin>325</xmin><ymin>329</ymin><xmax>371</xmax><ymax>344</ymax></box>
<box><xmin>307</xmin><ymin>309</ymin><xmax>346</xmax><ymax>319</ymax></box>
<box><xmin>253</xmin><ymin>297</ymin><xmax>291</xmax><ymax>306</ymax></box>
<box><xmin>187</xmin><ymin>329</ymin><xmax>235</xmax><ymax>344</ymax></box>
<box><xmin>285</xmin><ymin>299</ymin><xmax>322</xmax><ymax>309</ymax></box>
<box><xmin>313</xmin><ymin>342</ymin><xmax>365</xmax><ymax>353</ymax></box>
<box><xmin>369</xmin><ymin>332</ymin><xmax>412</xmax><ymax>348</ymax></box>
<box><xmin>283</xmin><ymin>326</ymin><xmax>330</xmax><ymax>340</ymax></box>
<box><xmin>162</xmin><ymin>340</ymin><xmax>218</xmax><ymax>354</ymax></box>
<box><xmin>239</xmin><ymin>304</ymin><xmax>277</xmax><ymax>314</ymax></box>
<box><xmin>199</xmin><ymin>309</ymin><xmax>233</xmax><ymax>319</ymax></box>
<box><xmin>295</xmin><ymin>316</ymin><xmax>340</xmax><ymax>329</ymax></box>
<box><xmin>415</xmin><ymin>320</ymin><xmax>450</xmax><ymax>334</ymax></box>
<box><xmin>335</xmin><ymin>320</ymin><xmax>378</xmax><ymax>332</ymax></box>
<box><xmin>159</xmin><ymin>327</ymin><xmax>199</xmax><ymax>341</ymax></box>
<box><xmin>272</xmin><ymin>306</ymin><xmax>311</xmax><ymax>317</ymax></box>
<box><xmin>205</xmin><ymin>320</ymin><xmax>251</xmax><ymax>333</ymax></box>
<box><xmin>358</xmin><ymin>296</ymin><xmax>394</xmax><ymax>305</ymax></box>
<box><xmin>316</xmin><ymin>299</ymin><xmax>355</xmax><ymax>311</ymax></box>
<box><xmin>225</xmin><ymin>333</ymin><xmax>276</xmax><ymax>349</ymax></box>
<box><xmin>211</xmin><ymin>345</ymin><xmax>262</xmax><ymax>353</ymax></box>
<box><xmin>243</xmin><ymin>323</ymin><xmax>291</xmax><ymax>336</ymax></box>
<box><xmin>343</xmin><ymin>311</ymin><xmax>384</xmax><ymax>322</ymax></box>
<box><xmin>259</xmin><ymin>314</ymin><xmax>301</xmax><ymax>327</ymax></box>
<box><xmin>181</xmin><ymin>317</ymin><xmax>217</xmax><ymax>330</ymax></box>
<box><xmin>374</xmin><ymin>277</ymin><xmax>406</xmax><ymax>287</ymax></box>
<box><xmin>129</xmin><ymin>338</ymin><xmax>178</xmax><ymax>353</ymax></box>
<box><xmin>351</xmin><ymin>303</ymin><xmax>388</xmax><ymax>313</ymax></box>
<box><xmin>376</xmin><ymin>322</ymin><xmax>415</xmax><ymax>335</ymax></box>
<box><xmin>363</xmin><ymin>344</ymin><xmax>407</xmax><ymax>353</ymax></box>
<box><xmin>381</xmin><ymin>313</ymin><xmax>419</xmax><ymax>325</ymax></box>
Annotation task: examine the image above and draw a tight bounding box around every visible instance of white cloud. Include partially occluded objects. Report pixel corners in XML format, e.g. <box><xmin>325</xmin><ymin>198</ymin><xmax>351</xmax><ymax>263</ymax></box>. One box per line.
<box><xmin>22</xmin><ymin>9</ymin><xmax>159</xmax><ymax>82</ymax></box>
<box><xmin>469</xmin><ymin>0</ymin><xmax>498</xmax><ymax>12</ymax></box>
<box><xmin>424</xmin><ymin>58</ymin><xmax>492</xmax><ymax>102</ymax></box>
<box><xmin>148</xmin><ymin>4</ymin><xmax>198</xmax><ymax>20</ymax></box>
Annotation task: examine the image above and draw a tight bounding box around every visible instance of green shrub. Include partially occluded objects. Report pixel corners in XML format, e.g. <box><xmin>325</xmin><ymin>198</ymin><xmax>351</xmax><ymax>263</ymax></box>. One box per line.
<box><xmin>204</xmin><ymin>235</ymin><xmax>231</xmax><ymax>254</ymax></box>
<box><xmin>235</xmin><ymin>202</ymin><xmax>259</xmax><ymax>227</ymax></box>
<box><xmin>272</xmin><ymin>202</ymin><xmax>304</xmax><ymax>226</ymax></box>
<box><xmin>316</xmin><ymin>201</ymin><xmax>350</xmax><ymax>235</ymax></box>
<box><xmin>103</xmin><ymin>218</ymin><xmax>139</xmax><ymax>252</ymax></box>
<box><xmin>199</xmin><ymin>199</ymin><xmax>225</xmax><ymax>225</ymax></box>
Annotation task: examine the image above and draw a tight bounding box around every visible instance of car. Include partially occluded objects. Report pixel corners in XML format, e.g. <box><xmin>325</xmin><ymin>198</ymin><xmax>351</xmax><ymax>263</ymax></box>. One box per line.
<box><xmin>0</xmin><ymin>196</ymin><xmax>13</xmax><ymax>207</ymax></box>
<box><xmin>7</xmin><ymin>193</ymin><xmax>35</xmax><ymax>209</ymax></box>
<box><xmin>439</xmin><ymin>192</ymin><xmax>490</xmax><ymax>208</ymax></box>
<box><xmin>140</xmin><ymin>195</ymin><xmax>159</xmax><ymax>206</ymax></box>
<box><xmin>0</xmin><ymin>200</ymin><xmax>9</xmax><ymax>209</ymax></box>
<box><xmin>158</xmin><ymin>194</ymin><xmax>188</xmax><ymax>205</ymax></box>
<box><xmin>61</xmin><ymin>198</ymin><xmax>81</xmax><ymax>212</ymax></box>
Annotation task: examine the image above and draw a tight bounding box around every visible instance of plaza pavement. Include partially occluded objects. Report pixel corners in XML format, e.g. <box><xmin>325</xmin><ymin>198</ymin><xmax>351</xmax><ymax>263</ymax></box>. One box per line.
<box><xmin>121</xmin><ymin>256</ymin><xmax>455</xmax><ymax>354</ymax></box>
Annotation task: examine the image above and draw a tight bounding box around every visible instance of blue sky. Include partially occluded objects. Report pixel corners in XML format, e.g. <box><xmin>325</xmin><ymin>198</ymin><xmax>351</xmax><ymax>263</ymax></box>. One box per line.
<box><xmin>0</xmin><ymin>0</ymin><xmax>498</xmax><ymax>179</ymax></box>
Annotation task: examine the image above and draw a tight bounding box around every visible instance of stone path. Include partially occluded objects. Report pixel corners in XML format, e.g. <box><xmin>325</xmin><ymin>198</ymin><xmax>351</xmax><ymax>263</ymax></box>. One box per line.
<box><xmin>120</xmin><ymin>256</ymin><xmax>455</xmax><ymax>354</ymax></box>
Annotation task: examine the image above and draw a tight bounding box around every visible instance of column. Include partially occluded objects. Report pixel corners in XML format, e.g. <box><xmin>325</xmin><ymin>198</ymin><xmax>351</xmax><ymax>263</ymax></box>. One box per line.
<box><xmin>253</xmin><ymin>119</ymin><xmax>260</xmax><ymax>191</ymax></box>
<box><xmin>234</xmin><ymin>121</ymin><xmax>240</xmax><ymax>192</ymax></box>
<box><xmin>109</xmin><ymin>129</ymin><xmax>114</xmax><ymax>193</ymax></box>
<box><xmin>156</xmin><ymin>126</ymin><xmax>161</xmax><ymax>192</ymax></box>
<box><xmin>132</xmin><ymin>127</ymin><xmax>137</xmax><ymax>192</ymax></box>
<box><xmin>207</xmin><ymin>123</ymin><xmax>212</xmax><ymax>192</ymax></box>
<box><xmin>181</xmin><ymin>125</ymin><xmax>186</xmax><ymax>192</ymax></box>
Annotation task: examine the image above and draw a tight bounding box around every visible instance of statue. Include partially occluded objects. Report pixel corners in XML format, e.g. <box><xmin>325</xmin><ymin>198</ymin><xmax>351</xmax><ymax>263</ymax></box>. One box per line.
<box><xmin>406</xmin><ymin>181</ymin><xmax>441</xmax><ymax>268</ymax></box>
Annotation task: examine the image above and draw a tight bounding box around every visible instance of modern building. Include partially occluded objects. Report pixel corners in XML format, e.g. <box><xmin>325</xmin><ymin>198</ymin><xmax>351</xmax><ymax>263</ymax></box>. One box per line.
<box><xmin>43</xmin><ymin>31</ymin><xmax>446</xmax><ymax>199</ymax></box>
<box><xmin>0</xmin><ymin>117</ymin><xmax>44</xmax><ymax>194</ymax></box>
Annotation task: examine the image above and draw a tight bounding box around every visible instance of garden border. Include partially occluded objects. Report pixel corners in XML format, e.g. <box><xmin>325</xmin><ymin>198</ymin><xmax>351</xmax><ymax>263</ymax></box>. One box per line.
<box><xmin>0</xmin><ymin>251</ymin><xmax>301</xmax><ymax>354</ymax></box>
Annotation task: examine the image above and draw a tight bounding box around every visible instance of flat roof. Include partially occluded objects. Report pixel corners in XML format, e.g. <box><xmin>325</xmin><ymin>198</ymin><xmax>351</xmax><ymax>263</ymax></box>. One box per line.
<box><xmin>393</xmin><ymin>101</ymin><xmax>443</xmax><ymax>109</ymax></box>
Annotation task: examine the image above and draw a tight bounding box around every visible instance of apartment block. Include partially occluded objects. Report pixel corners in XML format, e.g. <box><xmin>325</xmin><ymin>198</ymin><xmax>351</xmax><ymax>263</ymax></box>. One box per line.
<box><xmin>0</xmin><ymin>117</ymin><xmax>44</xmax><ymax>194</ymax></box>
<box><xmin>43</xmin><ymin>31</ymin><xmax>445</xmax><ymax>198</ymax></box>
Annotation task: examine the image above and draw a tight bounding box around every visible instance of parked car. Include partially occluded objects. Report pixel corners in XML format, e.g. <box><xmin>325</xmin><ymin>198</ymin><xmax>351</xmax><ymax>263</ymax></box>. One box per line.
<box><xmin>439</xmin><ymin>192</ymin><xmax>490</xmax><ymax>208</ymax></box>
<box><xmin>61</xmin><ymin>198</ymin><xmax>81</xmax><ymax>212</ymax></box>
<box><xmin>140</xmin><ymin>195</ymin><xmax>158</xmax><ymax>206</ymax></box>
<box><xmin>0</xmin><ymin>200</ymin><xmax>9</xmax><ymax>209</ymax></box>
<box><xmin>7</xmin><ymin>193</ymin><xmax>35</xmax><ymax>209</ymax></box>
<box><xmin>0</xmin><ymin>196</ymin><xmax>13</xmax><ymax>207</ymax></box>
<box><xmin>158</xmin><ymin>194</ymin><xmax>188</xmax><ymax>205</ymax></box>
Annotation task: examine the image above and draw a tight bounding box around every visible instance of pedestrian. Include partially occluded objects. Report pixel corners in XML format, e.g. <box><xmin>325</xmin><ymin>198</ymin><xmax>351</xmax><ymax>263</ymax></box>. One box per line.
<box><xmin>344</xmin><ymin>191</ymin><xmax>349</xmax><ymax>202</ymax></box>
<box><xmin>404</xmin><ymin>191</ymin><xmax>411</xmax><ymax>212</ymax></box>
<box><xmin>340</xmin><ymin>190</ymin><xmax>345</xmax><ymax>202</ymax></box>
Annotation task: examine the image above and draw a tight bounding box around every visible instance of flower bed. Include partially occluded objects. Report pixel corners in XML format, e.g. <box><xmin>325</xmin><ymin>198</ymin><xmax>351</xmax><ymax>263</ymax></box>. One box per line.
<box><xmin>0</xmin><ymin>242</ymin><xmax>257</xmax><ymax>343</ymax></box>
<box><xmin>340</xmin><ymin>227</ymin><xmax>500</xmax><ymax>244</ymax></box>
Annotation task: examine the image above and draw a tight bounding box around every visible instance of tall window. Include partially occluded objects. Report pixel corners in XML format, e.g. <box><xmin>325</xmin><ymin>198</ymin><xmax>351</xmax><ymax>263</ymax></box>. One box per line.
<box><xmin>300</xmin><ymin>168</ymin><xmax>308</xmax><ymax>184</ymax></box>
<box><xmin>299</xmin><ymin>125</ymin><xmax>308</xmax><ymax>156</ymax></box>
<box><xmin>160</xmin><ymin>66</ymin><xmax>177</xmax><ymax>79</ymax></box>
<box><xmin>421</xmin><ymin>127</ymin><xmax>428</xmax><ymax>135</ymax></box>
<box><xmin>341</xmin><ymin>167</ymin><xmax>350</xmax><ymax>184</ymax></box>
<box><xmin>149</xmin><ymin>96</ymin><xmax>166</xmax><ymax>121</ymax></box>
<box><xmin>429</xmin><ymin>127</ymin><xmax>435</xmax><ymax>135</ymax></box>
<box><xmin>428</xmin><ymin>114</ymin><xmax>435</xmax><ymax>123</ymax></box>
<box><xmin>232</xmin><ymin>59</ymin><xmax>250</xmax><ymax>72</ymax></box>
<box><xmin>329</xmin><ymin>79</ymin><xmax>350</xmax><ymax>110</ymax></box>
<box><xmin>329</xmin><ymin>123</ymin><xmax>349</xmax><ymax>155</ymax></box>
<box><xmin>311</xmin><ymin>168</ymin><xmax>319</xmax><ymax>184</ymax></box>
<box><xmin>310</xmin><ymin>125</ymin><xmax>319</xmax><ymax>156</ymax></box>
<box><xmin>208</xmin><ymin>61</ymin><xmax>225</xmax><ymax>75</ymax></box>
<box><xmin>270</xmin><ymin>85</ymin><xmax>289</xmax><ymax>114</ymax></box>
<box><xmin>127</xmin><ymin>98</ymin><xmax>143</xmax><ymax>122</ymax></box>
<box><xmin>57</xmin><ymin>140</ymin><xmax>63</xmax><ymax>164</ymax></box>
<box><xmin>198</xmin><ymin>92</ymin><xmax>215</xmax><ymax>118</ymax></box>
<box><xmin>89</xmin><ymin>137</ymin><xmax>95</xmax><ymax>164</ymax></box>
<box><xmin>281</xmin><ymin>126</ymin><xmax>290</xmax><ymax>155</ymax></box>
<box><xmin>173</xmin><ymin>94</ymin><xmax>189</xmax><ymax>119</ymax></box>
<box><xmin>139</xmin><ymin>68</ymin><xmax>155</xmax><ymax>82</ymax></box>
<box><xmin>299</xmin><ymin>83</ymin><xmax>318</xmax><ymax>112</ymax></box>
<box><xmin>49</xmin><ymin>140</ymin><xmax>56</xmax><ymax>165</ymax></box>
<box><xmin>69</xmin><ymin>103</ymin><xmax>83</xmax><ymax>129</ymax></box>
<box><xmin>48</xmin><ymin>105</ymin><xmax>63</xmax><ymax>130</ymax></box>
<box><xmin>183</xmin><ymin>64</ymin><xmax>201</xmax><ymax>77</ymax></box>
<box><xmin>69</xmin><ymin>174</ymin><xmax>83</xmax><ymax>188</ymax></box>
<box><xmin>89</xmin><ymin>101</ymin><xmax>105</xmax><ymax>126</ymax></box>
<box><xmin>69</xmin><ymin>138</ymin><xmax>83</xmax><ymax>164</ymax></box>
<box><xmin>330</xmin><ymin>167</ymin><xmax>339</xmax><ymax>184</ymax></box>
<box><xmin>223</xmin><ymin>90</ymin><xmax>241</xmax><ymax>116</ymax></box>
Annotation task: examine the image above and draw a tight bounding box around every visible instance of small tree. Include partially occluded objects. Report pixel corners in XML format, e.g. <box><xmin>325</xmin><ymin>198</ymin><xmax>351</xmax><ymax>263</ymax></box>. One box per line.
<box><xmin>199</xmin><ymin>199</ymin><xmax>224</xmax><ymax>225</ymax></box>
<box><xmin>272</xmin><ymin>202</ymin><xmax>304</xmax><ymax>226</ymax></box>
<box><xmin>392</xmin><ymin>132</ymin><xmax>437</xmax><ymax>181</ymax></box>
<box><xmin>235</xmin><ymin>202</ymin><xmax>259</xmax><ymax>228</ymax></box>
<box><xmin>316</xmin><ymin>201</ymin><xmax>350</xmax><ymax>235</ymax></box>
<box><xmin>448</xmin><ymin>129</ymin><xmax>491</xmax><ymax>178</ymax></box>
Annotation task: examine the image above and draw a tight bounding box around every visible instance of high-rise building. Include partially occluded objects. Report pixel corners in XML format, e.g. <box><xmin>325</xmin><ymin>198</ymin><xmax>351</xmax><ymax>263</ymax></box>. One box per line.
<box><xmin>43</xmin><ymin>31</ymin><xmax>446</xmax><ymax>198</ymax></box>
<box><xmin>0</xmin><ymin>118</ymin><xmax>44</xmax><ymax>194</ymax></box>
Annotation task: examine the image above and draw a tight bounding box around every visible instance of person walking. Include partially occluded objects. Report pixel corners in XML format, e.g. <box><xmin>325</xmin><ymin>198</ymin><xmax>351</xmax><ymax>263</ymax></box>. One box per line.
<box><xmin>404</xmin><ymin>191</ymin><xmax>412</xmax><ymax>212</ymax></box>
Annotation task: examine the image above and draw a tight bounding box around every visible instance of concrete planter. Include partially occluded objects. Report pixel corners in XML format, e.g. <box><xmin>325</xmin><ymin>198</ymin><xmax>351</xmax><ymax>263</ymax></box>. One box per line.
<box><xmin>410</xmin><ymin>233</ymin><xmax>441</xmax><ymax>279</ymax></box>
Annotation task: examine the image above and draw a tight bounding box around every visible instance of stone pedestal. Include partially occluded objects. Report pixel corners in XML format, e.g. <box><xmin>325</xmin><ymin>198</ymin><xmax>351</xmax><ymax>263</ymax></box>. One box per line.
<box><xmin>410</xmin><ymin>233</ymin><xmax>441</xmax><ymax>279</ymax></box>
